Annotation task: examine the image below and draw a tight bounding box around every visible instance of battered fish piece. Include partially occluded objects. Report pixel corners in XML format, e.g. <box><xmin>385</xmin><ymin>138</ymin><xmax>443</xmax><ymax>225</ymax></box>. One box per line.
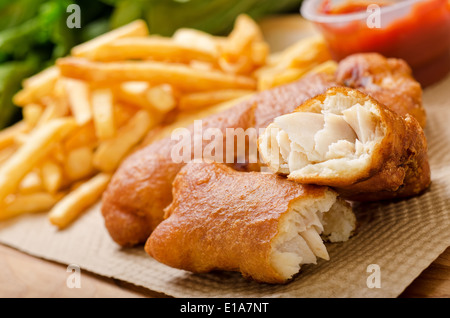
<box><xmin>258</xmin><ymin>87</ymin><xmax>430</xmax><ymax>201</ymax></box>
<box><xmin>336</xmin><ymin>53</ymin><xmax>426</xmax><ymax>128</ymax></box>
<box><xmin>102</xmin><ymin>54</ymin><xmax>425</xmax><ymax>246</ymax></box>
<box><xmin>145</xmin><ymin>162</ymin><xmax>356</xmax><ymax>284</ymax></box>
<box><xmin>101</xmin><ymin>102</ymin><xmax>255</xmax><ymax>247</ymax></box>
<box><xmin>101</xmin><ymin>73</ymin><xmax>336</xmax><ymax>246</ymax></box>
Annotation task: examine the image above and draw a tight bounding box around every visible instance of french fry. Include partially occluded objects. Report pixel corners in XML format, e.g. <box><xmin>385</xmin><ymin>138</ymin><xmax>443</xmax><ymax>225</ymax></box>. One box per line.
<box><xmin>189</xmin><ymin>60</ymin><xmax>214</xmax><ymax>72</ymax></box>
<box><xmin>93</xmin><ymin>110</ymin><xmax>154</xmax><ymax>172</ymax></box>
<box><xmin>172</xmin><ymin>28</ymin><xmax>219</xmax><ymax>55</ymax></box>
<box><xmin>19</xmin><ymin>170</ymin><xmax>43</xmax><ymax>194</ymax></box>
<box><xmin>145</xmin><ymin>84</ymin><xmax>177</xmax><ymax>113</ymax></box>
<box><xmin>119</xmin><ymin>81</ymin><xmax>149</xmax><ymax>94</ymax></box>
<box><xmin>257</xmin><ymin>68</ymin><xmax>308</xmax><ymax>91</ymax></box>
<box><xmin>89</xmin><ymin>37</ymin><xmax>218</xmax><ymax>63</ymax></box>
<box><xmin>0</xmin><ymin>121</ymin><xmax>27</xmax><ymax>149</ymax></box>
<box><xmin>178</xmin><ymin>89</ymin><xmax>254</xmax><ymax>111</ymax></box>
<box><xmin>116</xmin><ymin>82</ymin><xmax>155</xmax><ymax>112</ymax></box>
<box><xmin>64</xmin><ymin>122</ymin><xmax>97</xmax><ymax>150</ymax></box>
<box><xmin>268</xmin><ymin>35</ymin><xmax>330</xmax><ymax>70</ymax></box>
<box><xmin>251</xmin><ymin>41</ymin><xmax>270</xmax><ymax>66</ymax></box>
<box><xmin>63</xmin><ymin>78</ymin><xmax>92</xmax><ymax>125</ymax></box>
<box><xmin>50</xmin><ymin>143</ymin><xmax>66</xmax><ymax>163</ymax></box>
<box><xmin>218</xmin><ymin>55</ymin><xmax>254</xmax><ymax>75</ymax></box>
<box><xmin>13</xmin><ymin>66</ymin><xmax>60</xmax><ymax>106</ymax></box>
<box><xmin>65</xmin><ymin>146</ymin><xmax>95</xmax><ymax>181</ymax></box>
<box><xmin>37</xmin><ymin>96</ymin><xmax>70</xmax><ymax>126</ymax></box>
<box><xmin>91</xmin><ymin>88</ymin><xmax>116</xmax><ymax>140</ymax></box>
<box><xmin>222</xmin><ymin>14</ymin><xmax>263</xmax><ymax>58</ymax></box>
<box><xmin>0</xmin><ymin>15</ymin><xmax>336</xmax><ymax>230</ymax></box>
<box><xmin>41</xmin><ymin>159</ymin><xmax>63</xmax><ymax>193</ymax></box>
<box><xmin>254</xmin><ymin>36</ymin><xmax>331</xmax><ymax>91</ymax></box>
<box><xmin>113</xmin><ymin>102</ymin><xmax>139</xmax><ymax>127</ymax></box>
<box><xmin>23</xmin><ymin>104</ymin><xmax>43</xmax><ymax>128</ymax></box>
<box><xmin>305</xmin><ymin>60</ymin><xmax>338</xmax><ymax>76</ymax></box>
<box><xmin>0</xmin><ymin>118</ymin><xmax>76</xmax><ymax>203</ymax></box>
<box><xmin>14</xmin><ymin>132</ymin><xmax>29</xmax><ymax>146</ymax></box>
<box><xmin>71</xmin><ymin>19</ymin><xmax>149</xmax><ymax>58</ymax></box>
<box><xmin>0</xmin><ymin>146</ymin><xmax>16</xmax><ymax>166</ymax></box>
<box><xmin>1</xmin><ymin>192</ymin><xmax>61</xmax><ymax>221</ymax></box>
<box><xmin>48</xmin><ymin>173</ymin><xmax>111</xmax><ymax>229</ymax></box>
<box><xmin>57</xmin><ymin>57</ymin><xmax>256</xmax><ymax>91</ymax></box>
<box><xmin>23</xmin><ymin>66</ymin><xmax>59</xmax><ymax>88</ymax></box>
<box><xmin>289</xmin><ymin>38</ymin><xmax>331</xmax><ymax>69</ymax></box>
<box><xmin>116</xmin><ymin>82</ymin><xmax>175</xmax><ymax>116</ymax></box>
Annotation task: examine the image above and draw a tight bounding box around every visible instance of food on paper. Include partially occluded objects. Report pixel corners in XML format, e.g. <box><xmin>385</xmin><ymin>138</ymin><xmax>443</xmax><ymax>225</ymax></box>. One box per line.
<box><xmin>0</xmin><ymin>11</ymin><xmax>435</xmax><ymax>287</ymax></box>
<box><xmin>101</xmin><ymin>102</ymin><xmax>256</xmax><ymax>247</ymax></box>
<box><xmin>101</xmin><ymin>72</ymin><xmax>336</xmax><ymax>247</ymax></box>
<box><xmin>48</xmin><ymin>173</ymin><xmax>111</xmax><ymax>229</ymax></box>
<box><xmin>258</xmin><ymin>87</ymin><xmax>430</xmax><ymax>201</ymax></box>
<box><xmin>1</xmin><ymin>192</ymin><xmax>62</xmax><ymax>221</ymax></box>
<box><xmin>0</xmin><ymin>118</ymin><xmax>76</xmax><ymax>204</ymax></box>
<box><xmin>4</xmin><ymin>15</ymin><xmax>332</xmax><ymax>228</ymax></box>
<box><xmin>146</xmin><ymin>162</ymin><xmax>356</xmax><ymax>284</ymax></box>
<box><xmin>102</xmin><ymin>52</ymin><xmax>428</xmax><ymax>247</ymax></box>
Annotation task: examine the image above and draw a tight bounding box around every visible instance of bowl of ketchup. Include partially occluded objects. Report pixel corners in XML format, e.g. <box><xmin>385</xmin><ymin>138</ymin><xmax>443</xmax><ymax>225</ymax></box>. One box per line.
<box><xmin>301</xmin><ymin>0</ymin><xmax>450</xmax><ymax>87</ymax></box>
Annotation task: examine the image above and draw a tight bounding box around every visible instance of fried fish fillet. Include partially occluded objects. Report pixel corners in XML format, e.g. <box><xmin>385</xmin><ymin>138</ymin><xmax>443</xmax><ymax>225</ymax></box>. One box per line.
<box><xmin>101</xmin><ymin>101</ymin><xmax>255</xmax><ymax>247</ymax></box>
<box><xmin>145</xmin><ymin>162</ymin><xmax>356</xmax><ymax>284</ymax></box>
<box><xmin>258</xmin><ymin>87</ymin><xmax>430</xmax><ymax>201</ymax></box>
<box><xmin>336</xmin><ymin>53</ymin><xmax>426</xmax><ymax>128</ymax></box>
<box><xmin>102</xmin><ymin>53</ymin><xmax>426</xmax><ymax>246</ymax></box>
<box><xmin>101</xmin><ymin>73</ymin><xmax>336</xmax><ymax>246</ymax></box>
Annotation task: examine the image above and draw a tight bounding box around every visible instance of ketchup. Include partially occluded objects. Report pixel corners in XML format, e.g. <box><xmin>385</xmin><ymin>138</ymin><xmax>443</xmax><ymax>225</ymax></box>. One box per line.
<box><xmin>315</xmin><ymin>0</ymin><xmax>450</xmax><ymax>87</ymax></box>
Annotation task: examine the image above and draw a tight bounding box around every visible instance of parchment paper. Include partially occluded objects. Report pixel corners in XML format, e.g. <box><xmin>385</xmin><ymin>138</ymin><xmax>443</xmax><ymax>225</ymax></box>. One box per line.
<box><xmin>0</xmin><ymin>19</ymin><xmax>449</xmax><ymax>298</ymax></box>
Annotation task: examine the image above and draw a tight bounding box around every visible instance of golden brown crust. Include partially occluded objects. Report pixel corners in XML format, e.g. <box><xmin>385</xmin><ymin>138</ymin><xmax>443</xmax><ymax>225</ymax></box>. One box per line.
<box><xmin>285</xmin><ymin>87</ymin><xmax>430</xmax><ymax>201</ymax></box>
<box><xmin>253</xmin><ymin>72</ymin><xmax>337</xmax><ymax>130</ymax></box>
<box><xmin>145</xmin><ymin>162</ymin><xmax>329</xmax><ymax>284</ymax></box>
<box><xmin>101</xmin><ymin>102</ymin><xmax>255</xmax><ymax>246</ymax></box>
<box><xmin>101</xmin><ymin>142</ymin><xmax>185</xmax><ymax>246</ymax></box>
<box><xmin>338</xmin><ymin>113</ymin><xmax>430</xmax><ymax>201</ymax></box>
<box><xmin>101</xmin><ymin>53</ymin><xmax>426</xmax><ymax>246</ymax></box>
<box><xmin>336</xmin><ymin>53</ymin><xmax>426</xmax><ymax>128</ymax></box>
<box><xmin>101</xmin><ymin>73</ymin><xmax>336</xmax><ymax>246</ymax></box>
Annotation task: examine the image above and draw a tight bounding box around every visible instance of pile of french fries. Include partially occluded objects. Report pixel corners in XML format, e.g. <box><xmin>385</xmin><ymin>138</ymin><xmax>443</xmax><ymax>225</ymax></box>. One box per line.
<box><xmin>0</xmin><ymin>15</ymin><xmax>335</xmax><ymax>229</ymax></box>
<box><xmin>255</xmin><ymin>35</ymin><xmax>336</xmax><ymax>90</ymax></box>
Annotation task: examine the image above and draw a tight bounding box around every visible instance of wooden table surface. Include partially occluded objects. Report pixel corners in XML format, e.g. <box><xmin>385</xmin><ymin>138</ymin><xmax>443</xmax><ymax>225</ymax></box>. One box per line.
<box><xmin>1</xmin><ymin>15</ymin><xmax>449</xmax><ymax>299</ymax></box>
<box><xmin>0</xmin><ymin>243</ymin><xmax>448</xmax><ymax>298</ymax></box>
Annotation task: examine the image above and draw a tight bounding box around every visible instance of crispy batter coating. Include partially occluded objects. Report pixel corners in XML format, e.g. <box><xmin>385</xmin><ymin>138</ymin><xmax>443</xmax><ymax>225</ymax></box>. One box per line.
<box><xmin>336</xmin><ymin>53</ymin><xmax>426</xmax><ymax>127</ymax></box>
<box><xmin>101</xmin><ymin>53</ymin><xmax>427</xmax><ymax>246</ymax></box>
<box><xmin>101</xmin><ymin>73</ymin><xmax>336</xmax><ymax>246</ymax></box>
<box><xmin>258</xmin><ymin>87</ymin><xmax>430</xmax><ymax>201</ymax></box>
<box><xmin>145</xmin><ymin>162</ymin><xmax>352</xmax><ymax>284</ymax></box>
<box><xmin>101</xmin><ymin>102</ymin><xmax>255</xmax><ymax>246</ymax></box>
